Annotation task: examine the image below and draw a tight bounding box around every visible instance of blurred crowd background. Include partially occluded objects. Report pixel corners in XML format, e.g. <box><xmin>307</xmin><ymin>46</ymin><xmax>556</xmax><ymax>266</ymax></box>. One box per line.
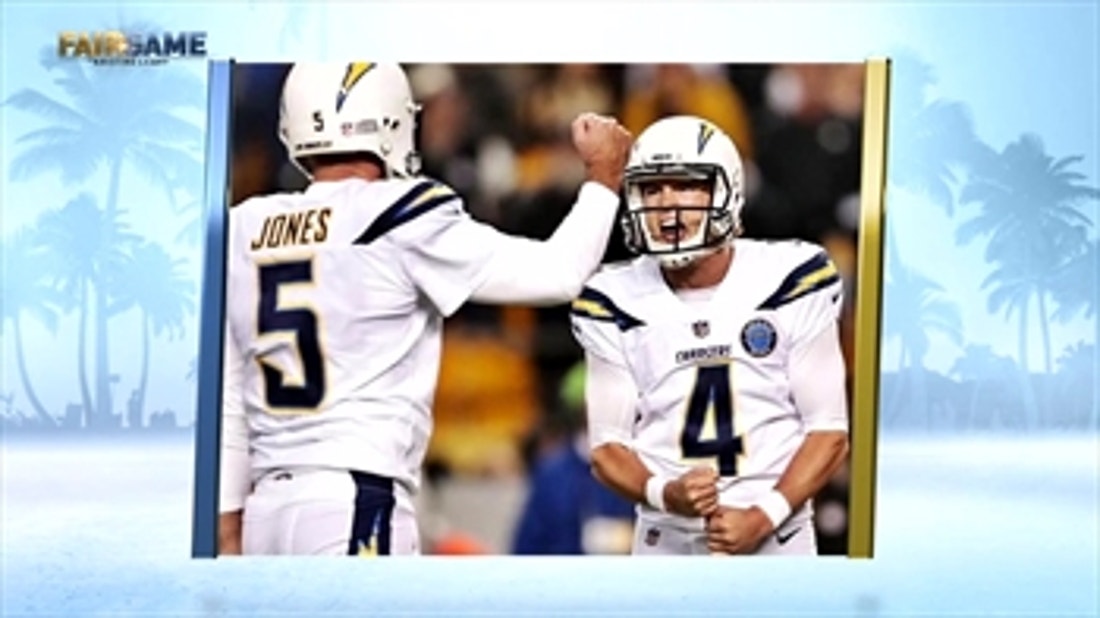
<box><xmin>229</xmin><ymin>62</ymin><xmax>865</xmax><ymax>556</ymax></box>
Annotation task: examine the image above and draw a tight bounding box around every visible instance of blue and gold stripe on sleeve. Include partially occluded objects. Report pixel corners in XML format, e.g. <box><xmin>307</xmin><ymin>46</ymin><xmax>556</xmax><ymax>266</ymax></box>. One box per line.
<box><xmin>354</xmin><ymin>180</ymin><xmax>458</xmax><ymax>245</ymax></box>
<box><xmin>756</xmin><ymin>251</ymin><xmax>841</xmax><ymax>310</ymax></box>
<box><xmin>570</xmin><ymin>286</ymin><xmax>645</xmax><ymax>332</ymax></box>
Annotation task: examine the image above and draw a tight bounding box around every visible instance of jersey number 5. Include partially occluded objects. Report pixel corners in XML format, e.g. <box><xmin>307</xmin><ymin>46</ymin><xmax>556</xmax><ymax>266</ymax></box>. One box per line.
<box><xmin>257</xmin><ymin>260</ymin><xmax>325</xmax><ymax>412</ymax></box>
<box><xmin>680</xmin><ymin>364</ymin><xmax>744</xmax><ymax>476</ymax></box>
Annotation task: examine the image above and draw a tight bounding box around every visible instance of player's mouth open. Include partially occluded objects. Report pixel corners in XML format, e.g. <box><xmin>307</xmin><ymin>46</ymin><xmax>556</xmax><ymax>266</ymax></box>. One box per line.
<box><xmin>659</xmin><ymin>221</ymin><xmax>687</xmax><ymax>243</ymax></box>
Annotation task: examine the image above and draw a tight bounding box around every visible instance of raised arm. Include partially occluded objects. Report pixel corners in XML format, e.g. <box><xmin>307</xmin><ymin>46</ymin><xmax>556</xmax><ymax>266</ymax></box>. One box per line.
<box><xmin>395</xmin><ymin>114</ymin><xmax>633</xmax><ymax>316</ymax></box>
<box><xmin>468</xmin><ymin>114</ymin><xmax>632</xmax><ymax>305</ymax></box>
<box><xmin>467</xmin><ymin>180</ymin><xmax>620</xmax><ymax>304</ymax></box>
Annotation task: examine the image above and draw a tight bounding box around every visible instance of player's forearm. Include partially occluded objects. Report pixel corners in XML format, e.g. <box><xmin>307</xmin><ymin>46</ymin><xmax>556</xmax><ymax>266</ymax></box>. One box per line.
<box><xmin>218</xmin><ymin>511</ymin><xmax>243</xmax><ymax>555</ymax></box>
<box><xmin>468</xmin><ymin>181</ymin><xmax>620</xmax><ymax>305</ymax></box>
<box><xmin>220</xmin><ymin>329</ymin><xmax>252</xmax><ymax>514</ymax></box>
<box><xmin>773</xmin><ymin>430</ymin><xmax>849</xmax><ymax>515</ymax></box>
<box><xmin>220</xmin><ymin>410</ymin><xmax>251</xmax><ymax>513</ymax></box>
<box><xmin>590</xmin><ymin>442</ymin><xmax>653</xmax><ymax>506</ymax></box>
<box><xmin>761</xmin><ymin>318</ymin><xmax>850</xmax><ymax>522</ymax></box>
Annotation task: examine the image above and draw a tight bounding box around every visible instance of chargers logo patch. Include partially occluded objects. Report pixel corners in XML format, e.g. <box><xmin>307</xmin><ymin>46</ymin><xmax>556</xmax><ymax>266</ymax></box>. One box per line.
<box><xmin>740</xmin><ymin>318</ymin><xmax>777</xmax><ymax>358</ymax></box>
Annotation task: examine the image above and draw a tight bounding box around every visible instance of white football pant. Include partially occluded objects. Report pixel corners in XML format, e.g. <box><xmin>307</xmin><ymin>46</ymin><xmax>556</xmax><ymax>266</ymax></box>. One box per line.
<box><xmin>631</xmin><ymin>510</ymin><xmax>817</xmax><ymax>556</ymax></box>
<box><xmin>241</xmin><ymin>468</ymin><xmax>420</xmax><ymax>556</ymax></box>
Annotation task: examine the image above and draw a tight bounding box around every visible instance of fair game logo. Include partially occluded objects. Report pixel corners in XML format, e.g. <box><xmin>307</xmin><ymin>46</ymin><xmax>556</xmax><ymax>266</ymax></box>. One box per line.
<box><xmin>57</xmin><ymin>30</ymin><xmax>208</xmax><ymax>66</ymax></box>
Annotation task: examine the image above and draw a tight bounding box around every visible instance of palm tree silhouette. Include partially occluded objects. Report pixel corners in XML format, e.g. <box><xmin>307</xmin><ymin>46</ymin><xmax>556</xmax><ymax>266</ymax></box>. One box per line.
<box><xmin>109</xmin><ymin>240</ymin><xmax>196</xmax><ymax>426</ymax></box>
<box><xmin>949</xmin><ymin>344</ymin><xmax>1023</xmax><ymax>429</ymax></box>
<box><xmin>887</xmin><ymin>49</ymin><xmax>995</xmax><ymax>214</ymax></box>
<box><xmin>1051</xmin><ymin>341</ymin><xmax>1096</xmax><ymax>428</ymax></box>
<box><xmin>34</xmin><ymin>193</ymin><xmax>140</xmax><ymax>428</ymax></box>
<box><xmin>1051</xmin><ymin>238</ymin><xmax>1098</xmax><ymax>320</ymax></box>
<box><xmin>877</xmin><ymin>51</ymin><xmax>992</xmax><ymax>431</ymax></box>
<box><xmin>956</xmin><ymin>134</ymin><xmax>1098</xmax><ymax>426</ymax></box>
<box><xmin>0</xmin><ymin>227</ymin><xmax>70</xmax><ymax>427</ymax></box>
<box><xmin>173</xmin><ymin>197</ymin><xmax>205</xmax><ymax>248</ymax></box>
<box><xmin>4</xmin><ymin>37</ymin><xmax>204</xmax><ymax>428</ymax></box>
<box><xmin>882</xmin><ymin>226</ymin><xmax>964</xmax><ymax>427</ymax></box>
<box><xmin>1050</xmin><ymin>237</ymin><xmax>1099</xmax><ymax>429</ymax></box>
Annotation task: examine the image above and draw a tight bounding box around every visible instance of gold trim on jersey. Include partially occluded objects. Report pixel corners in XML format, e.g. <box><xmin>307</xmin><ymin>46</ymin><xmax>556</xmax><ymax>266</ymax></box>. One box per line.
<box><xmin>250</xmin><ymin>251</ymin><xmax>330</xmax><ymax>417</ymax></box>
<box><xmin>409</xmin><ymin>183</ymin><xmax>455</xmax><ymax>209</ymax></box>
<box><xmin>357</xmin><ymin>538</ymin><xmax>378</xmax><ymax>557</ymax></box>
<box><xmin>757</xmin><ymin>251</ymin><xmax>841</xmax><ymax>311</ymax></box>
<box><xmin>353</xmin><ymin>179</ymin><xmax>459</xmax><ymax>246</ymax></box>
<box><xmin>675</xmin><ymin>362</ymin><xmax>748</xmax><ymax>477</ymax></box>
<box><xmin>569</xmin><ymin>286</ymin><xmax>645</xmax><ymax>332</ymax></box>
<box><xmin>571</xmin><ymin>298</ymin><xmax>612</xmax><ymax>319</ymax></box>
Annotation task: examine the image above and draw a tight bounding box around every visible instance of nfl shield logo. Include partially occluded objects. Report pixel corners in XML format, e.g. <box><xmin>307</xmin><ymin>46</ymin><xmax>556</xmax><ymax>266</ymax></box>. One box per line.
<box><xmin>692</xmin><ymin>320</ymin><xmax>710</xmax><ymax>338</ymax></box>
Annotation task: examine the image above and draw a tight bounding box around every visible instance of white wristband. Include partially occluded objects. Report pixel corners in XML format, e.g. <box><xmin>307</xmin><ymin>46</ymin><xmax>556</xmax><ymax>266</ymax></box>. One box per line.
<box><xmin>755</xmin><ymin>489</ymin><xmax>792</xmax><ymax>529</ymax></box>
<box><xmin>644</xmin><ymin>476</ymin><xmax>668</xmax><ymax>512</ymax></box>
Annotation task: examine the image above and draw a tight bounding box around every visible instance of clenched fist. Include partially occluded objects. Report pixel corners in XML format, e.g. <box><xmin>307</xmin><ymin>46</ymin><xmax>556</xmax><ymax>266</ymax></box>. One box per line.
<box><xmin>664</xmin><ymin>466</ymin><xmax>719</xmax><ymax>518</ymax></box>
<box><xmin>571</xmin><ymin>112</ymin><xmax>632</xmax><ymax>192</ymax></box>
<box><xmin>705</xmin><ymin>505</ymin><xmax>772</xmax><ymax>555</ymax></box>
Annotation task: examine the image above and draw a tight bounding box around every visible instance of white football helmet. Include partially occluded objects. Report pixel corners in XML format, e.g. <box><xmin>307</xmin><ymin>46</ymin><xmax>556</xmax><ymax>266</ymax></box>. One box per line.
<box><xmin>620</xmin><ymin>115</ymin><xmax>745</xmax><ymax>270</ymax></box>
<box><xmin>278</xmin><ymin>62</ymin><xmax>422</xmax><ymax>179</ymax></box>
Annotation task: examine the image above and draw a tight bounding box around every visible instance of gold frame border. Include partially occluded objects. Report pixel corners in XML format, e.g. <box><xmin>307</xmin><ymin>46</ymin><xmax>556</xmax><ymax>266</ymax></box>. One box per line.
<box><xmin>848</xmin><ymin>57</ymin><xmax>891</xmax><ymax>559</ymax></box>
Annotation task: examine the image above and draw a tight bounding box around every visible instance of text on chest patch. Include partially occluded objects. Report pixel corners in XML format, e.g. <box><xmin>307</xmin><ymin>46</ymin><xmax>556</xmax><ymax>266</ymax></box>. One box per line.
<box><xmin>675</xmin><ymin>344</ymin><xmax>734</xmax><ymax>365</ymax></box>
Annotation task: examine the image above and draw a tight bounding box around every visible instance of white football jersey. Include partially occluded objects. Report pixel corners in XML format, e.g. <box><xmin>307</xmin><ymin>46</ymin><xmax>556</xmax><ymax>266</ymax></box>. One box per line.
<box><xmin>224</xmin><ymin>177</ymin><xmax>502</xmax><ymax>496</ymax></box>
<box><xmin>570</xmin><ymin>239</ymin><xmax>845</xmax><ymax>529</ymax></box>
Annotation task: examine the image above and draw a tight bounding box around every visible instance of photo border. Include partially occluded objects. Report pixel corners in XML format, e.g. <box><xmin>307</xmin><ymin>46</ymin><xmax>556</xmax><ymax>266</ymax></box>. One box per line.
<box><xmin>848</xmin><ymin>57</ymin><xmax>890</xmax><ymax>559</ymax></box>
<box><xmin>189</xmin><ymin>58</ymin><xmax>891</xmax><ymax>559</ymax></box>
<box><xmin>191</xmin><ymin>58</ymin><xmax>235</xmax><ymax>559</ymax></box>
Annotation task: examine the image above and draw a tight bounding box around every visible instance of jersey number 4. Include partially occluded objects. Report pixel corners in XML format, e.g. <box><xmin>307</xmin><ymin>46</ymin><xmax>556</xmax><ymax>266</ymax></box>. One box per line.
<box><xmin>680</xmin><ymin>364</ymin><xmax>744</xmax><ymax>476</ymax></box>
<box><xmin>257</xmin><ymin>260</ymin><xmax>326</xmax><ymax>411</ymax></box>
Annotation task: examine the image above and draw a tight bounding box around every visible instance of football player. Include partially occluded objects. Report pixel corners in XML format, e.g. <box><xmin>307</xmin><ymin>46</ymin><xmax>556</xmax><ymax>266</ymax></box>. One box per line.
<box><xmin>217</xmin><ymin>62</ymin><xmax>632</xmax><ymax>556</ymax></box>
<box><xmin>569</xmin><ymin>115</ymin><xmax>850</xmax><ymax>555</ymax></box>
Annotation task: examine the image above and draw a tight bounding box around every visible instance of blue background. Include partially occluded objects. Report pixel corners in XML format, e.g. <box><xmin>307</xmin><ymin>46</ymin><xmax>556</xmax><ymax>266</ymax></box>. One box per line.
<box><xmin>1</xmin><ymin>1</ymin><xmax>1097</xmax><ymax>616</ymax></box>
